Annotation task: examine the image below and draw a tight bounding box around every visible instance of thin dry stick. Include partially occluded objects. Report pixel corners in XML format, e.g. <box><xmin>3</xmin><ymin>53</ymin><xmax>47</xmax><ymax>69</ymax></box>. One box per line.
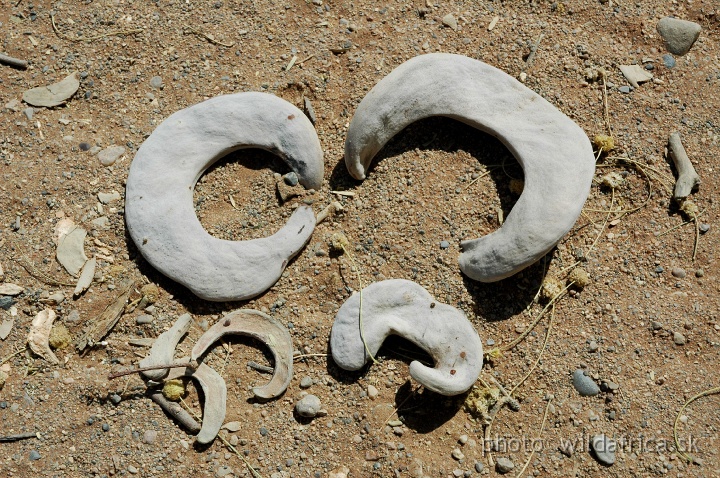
<box><xmin>13</xmin><ymin>256</ymin><xmax>75</xmax><ymax>286</ymax></box>
<box><xmin>338</xmin><ymin>241</ymin><xmax>378</xmax><ymax>365</ymax></box>
<box><xmin>293</xmin><ymin>353</ymin><xmax>327</xmax><ymax>361</ymax></box>
<box><xmin>296</xmin><ymin>54</ymin><xmax>315</xmax><ymax>65</ymax></box>
<box><xmin>514</xmin><ymin>398</ymin><xmax>552</xmax><ymax>478</ymax></box>
<box><xmin>108</xmin><ymin>361</ymin><xmax>195</xmax><ymax>380</ymax></box>
<box><xmin>673</xmin><ymin>386</ymin><xmax>720</xmax><ymax>465</ymax></box>
<box><xmin>601</xmin><ymin>73</ymin><xmax>613</xmax><ymax>137</ymax></box>
<box><xmin>184</xmin><ymin>25</ymin><xmax>234</xmax><ymax>47</ymax></box>
<box><xmin>0</xmin><ymin>345</ymin><xmax>26</xmax><ymax>366</ymax></box>
<box><xmin>657</xmin><ymin>209</ymin><xmax>706</xmax><ymax>237</ymax></box>
<box><xmin>499</xmin><ymin>284</ymin><xmax>570</xmax><ymax>353</ymax></box>
<box><xmin>51</xmin><ymin>14</ymin><xmax>143</xmax><ymax>42</ymax></box>
<box><xmin>179</xmin><ymin>398</ymin><xmax>263</xmax><ymax>478</ymax></box>
<box><xmin>510</xmin><ymin>305</ymin><xmax>555</xmax><ymax>396</ymax></box>
<box><xmin>0</xmin><ymin>53</ymin><xmax>28</xmax><ymax>69</ymax></box>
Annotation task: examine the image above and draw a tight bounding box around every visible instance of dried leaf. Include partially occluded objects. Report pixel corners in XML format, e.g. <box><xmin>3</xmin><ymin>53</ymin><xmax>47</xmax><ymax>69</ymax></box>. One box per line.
<box><xmin>22</xmin><ymin>72</ymin><xmax>80</xmax><ymax>107</ymax></box>
<box><xmin>28</xmin><ymin>309</ymin><xmax>59</xmax><ymax>364</ymax></box>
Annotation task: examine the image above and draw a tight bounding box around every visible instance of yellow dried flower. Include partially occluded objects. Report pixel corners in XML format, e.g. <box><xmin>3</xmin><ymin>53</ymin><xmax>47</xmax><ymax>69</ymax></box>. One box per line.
<box><xmin>568</xmin><ymin>267</ymin><xmax>591</xmax><ymax>288</ymax></box>
<box><xmin>48</xmin><ymin>324</ymin><xmax>72</xmax><ymax>350</ymax></box>
<box><xmin>540</xmin><ymin>276</ymin><xmax>564</xmax><ymax>302</ymax></box>
<box><xmin>593</xmin><ymin>134</ymin><xmax>615</xmax><ymax>152</ymax></box>
<box><xmin>162</xmin><ymin>379</ymin><xmax>187</xmax><ymax>401</ymax></box>
<box><xmin>330</xmin><ymin>232</ymin><xmax>350</xmax><ymax>253</ymax></box>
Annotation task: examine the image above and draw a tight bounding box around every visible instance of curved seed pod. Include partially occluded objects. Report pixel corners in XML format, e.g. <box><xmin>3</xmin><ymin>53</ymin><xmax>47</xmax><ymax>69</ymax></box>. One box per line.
<box><xmin>344</xmin><ymin>54</ymin><xmax>595</xmax><ymax>282</ymax></box>
<box><xmin>125</xmin><ymin>92</ymin><xmax>323</xmax><ymax>301</ymax></box>
<box><xmin>191</xmin><ymin>309</ymin><xmax>293</xmax><ymax>400</ymax></box>
<box><xmin>139</xmin><ymin>313</ymin><xmax>193</xmax><ymax>381</ymax></box>
<box><xmin>166</xmin><ymin>360</ymin><xmax>227</xmax><ymax>445</ymax></box>
<box><xmin>330</xmin><ymin>279</ymin><xmax>483</xmax><ymax>396</ymax></box>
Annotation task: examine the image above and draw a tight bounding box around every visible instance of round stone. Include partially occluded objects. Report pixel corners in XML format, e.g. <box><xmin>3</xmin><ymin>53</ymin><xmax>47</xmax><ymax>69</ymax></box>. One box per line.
<box><xmin>300</xmin><ymin>376</ymin><xmax>313</xmax><ymax>389</ymax></box>
<box><xmin>495</xmin><ymin>457</ymin><xmax>514</xmax><ymax>474</ymax></box>
<box><xmin>572</xmin><ymin>369</ymin><xmax>600</xmax><ymax>396</ymax></box>
<box><xmin>295</xmin><ymin>394</ymin><xmax>322</xmax><ymax>418</ymax></box>
<box><xmin>591</xmin><ymin>434</ymin><xmax>616</xmax><ymax>466</ymax></box>
<box><xmin>671</xmin><ymin>267</ymin><xmax>686</xmax><ymax>278</ymax></box>
<box><xmin>29</xmin><ymin>450</ymin><xmax>41</xmax><ymax>461</ymax></box>
<box><xmin>673</xmin><ymin>331</ymin><xmax>686</xmax><ymax>346</ymax></box>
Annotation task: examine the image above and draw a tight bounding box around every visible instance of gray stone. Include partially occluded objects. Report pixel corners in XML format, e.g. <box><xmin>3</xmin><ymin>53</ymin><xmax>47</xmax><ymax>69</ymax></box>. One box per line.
<box><xmin>98</xmin><ymin>191</ymin><xmax>121</xmax><ymax>204</ymax></box>
<box><xmin>299</xmin><ymin>376</ymin><xmax>313</xmax><ymax>389</ymax></box>
<box><xmin>591</xmin><ymin>434</ymin><xmax>616</xmax><ymax>466</ymax></box>
<box><xmin>662</xmin><ymin>54</ymin><xmax>676</xmax><ymax>68</ymax></box>
<box><xmin>367</xmin><ymin>384</ymin><xmax>379</xmax><ymax>399</ymax></box>
<box><xmin>29</xmin><ymin>450</ymin><xmax>41</xmax><ymax>461</ymax></box>
<box><xmin>143</xmin><ymin>429</ymin><xmax>158</xmax><ymax>444</ymax></box>
<box><xmin>295</xmin><ymin>394</ymin><xmax>322</xmax><ymax>418</ymax></box>
<box><xmin>657</xmin><ymin>17</ymin><xmax>701</xmax><ymax>55</ymax></box>
<box><xmin>150</xmin><ymin>76</ymin><xmax>164</xmax><ymax>89</ymax></box>
<box><xmin>125</xmin><ymin>93</ymin><xmax>323</xmax><ymax>301</ymax></box>
<box><xmin>283</xmin><ymin>171</ymin><xmax>299</xmax><ymax>186</ymax></box>
<box><xmin>216</xmin><ymin>465</ymin><xmax>233</xmax><ymax>477</ymax></box>
<box><xmin>572</xmin><ymin>369</ymin><xmax>600</xmax><ymax>396</ymax></box>
<box><xmin>440</xmin><ymin>240</ymin><xmax>450</xmax><ymax>249</ymax></box>
<box><xmin>136</xmin><ymin>314</ymin><xmax>154</xmax><ymax>325</ymax></box>
<box><xmin>619</xmin><ymin>85</ymin><xmax>631</xmax><ymax>94</ymax></box>
<box><xmin>451</xmin><ymin>448</ymin><xmax>464</xmax><ymax>460</ymax></box>
<box><xmin>673</xmin><ymin>331</ymin><xmax>686</xmax><ymax>346</ymax></box>
<box><xmin>23</xmin><ymin>107</ymin><xmax>34</xmax><ymax>120</ymax></box>
<box><xmin>330</xmin><ymin>279</ymin><xmax>483</xmax><ymax>396</ymax></box>
<box><xmin>344</xmin><ymin>54</ymin><xmax>595</xmax><ymax>283</ymax></box>
<box><xmin>588</xmin><ymin>340</ymin><xmax>598</xmax><ymax>352</ymax></box>
<box><xmin>442</xmin><ymin>14</ymin><xmax>458</xmax><ymax>30</ymax></box>
<box><xmin>495</xmin><ymin>457</ymin><xmax>514</xmax><ymax>474</ymax></box>
<box><xmin>671</xmin><ymin>267</ymin><xmax>686</xmax><ymax>278</ymax></box>
<box><xmin>474</xmin><ymin>462</ymin><xmax>484</xmax><ymax>472</ymax></box>
<box><xmin>23</xmin><ymin>72</ymin><xmax>80</xmax><ymax>107</ymax></box>
<box><xmin>109</xmin><ymin>393</ymin><xmax>121</xmax><ymax>405</ymax></box>
<box><xmin>97</xmin><ymin>145</ymin><xmax>126</xmax><ymax>166</ymax></box>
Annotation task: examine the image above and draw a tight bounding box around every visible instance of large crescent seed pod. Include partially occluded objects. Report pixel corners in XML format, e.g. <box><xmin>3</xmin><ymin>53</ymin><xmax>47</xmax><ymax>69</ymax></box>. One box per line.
<box><xmin>344</xmin><ymin>54</ymin><xmax>595</xmax><ymax>282</ymax></box>
<box><xmin>330</xmin><ymin>279</ymin><xmax>483</xmax><ymax>396</ymax></box>
<box><xmin>125</xmin><ymin>92</ymin><xmax>324</xmax><ymax>301</ymax></box>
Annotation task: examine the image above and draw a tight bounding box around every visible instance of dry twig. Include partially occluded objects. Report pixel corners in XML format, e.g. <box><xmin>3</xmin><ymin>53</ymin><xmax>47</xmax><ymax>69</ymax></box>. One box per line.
<box><xmin>673</xmin><ymin>386</ymin><xmax>720</xmax><ymax>465</ymax></box>
<box><xmin>184</xmin><ymin>25</ymin><xmax>234</xmax><ymax>47</ymax></box>
<box><xmin>51</xmin><ymin>14</ymin><xmax>143</xmax><ymax>42</ymax></box>
<box><xmin>0</xmin><ymin>53</ymin><xmax>28</xmax><ymax>69</ymax></box>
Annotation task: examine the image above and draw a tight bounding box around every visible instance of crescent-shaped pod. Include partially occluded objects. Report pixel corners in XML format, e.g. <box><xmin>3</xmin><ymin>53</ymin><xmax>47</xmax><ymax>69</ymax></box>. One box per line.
<box><xmin>344</xmin><ymin>54</ymin><xmax>595</xmax><ymax>282</ymax></box>
<box><xmin>125</xmin><ymin>92</ymin><xmax>324</xmax><ymax>301</ymax></box>
<box><xmin>191</xmin><ymin>309</ymin><xmax>293</xmax><ymax>400</ymax></box>
<box><xmin>330</xmin><ymin>279</ymin><xmax>483</xmax><ymax>396</ymax></box>
<box><xmin>166</xmin><ymin>359</ymin><xmax>227</xmax><ymax>445</ymax></box>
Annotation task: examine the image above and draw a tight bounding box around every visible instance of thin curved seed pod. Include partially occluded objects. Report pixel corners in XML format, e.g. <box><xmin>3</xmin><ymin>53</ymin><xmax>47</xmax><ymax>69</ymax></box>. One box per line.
<box><xmin>125</xmin><ymin>92</ymin><xmax>323</xmax><ymax>301</ymax></box>
<box><xmin>166</xmin><ymin>360</ymin><xmax>227</xmax><ymax>445</ymax></box>
<box><xmin>139</xmin><ymin>313</ymin><xmax>193</xmax><ymax>381</ymax></box>
<box><xmin>192</xmin><ymin>309</ymin><xmax>293</xmax><ymax>400</ymax></box>
<box><xmin>330</xmin><ymin>279</ymin><xmax>483</xmax><ymax>396</ymax></box>
<box><xmin>344</xmin><ymin>54</ymin><xmax>595</xmax><ymax>282</ymax></box>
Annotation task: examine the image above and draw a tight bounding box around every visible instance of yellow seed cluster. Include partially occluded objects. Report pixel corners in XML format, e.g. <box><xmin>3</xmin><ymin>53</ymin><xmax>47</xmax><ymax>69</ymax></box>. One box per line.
<box><xmin>162</xmin><ymin>379</ymin><xmax>187</xmax><ymax>401</ymax></box>
<box><xmin>464</xmin><ymin>385</ymin><xmax>501</xmax><ymax>419</ymax></box>
<box><xmin>330</xmin><ymin>232</ymin><xmax>350</xmax><ymax>253</ymax></box>
<box><xmin>141</xmin><ymin>283</ymin><xmax>160</xmax><ymax>304</ymax></box>
<box><xmin>593</xmin><ymin>134</ymin><xmax>615</xmax><ymax>152</ymax></box>
<box><xmin>48</xmin><ymin>324</ymin><xmax>72</xmax><ymax>350</ymax></box>
<box><xmin>540</xmin><ymin>276</ymin><xmax>564</xmax><ymax>302</ymax></box>
<box><xmin>601</xmin><ymin>171</ymin><xmax>624</xmax><ymax>189</ymax></box>
<box><xmin>568</xmin><ymin>267</ymin><xmax>591</xmax><ymax>288</ymax></box>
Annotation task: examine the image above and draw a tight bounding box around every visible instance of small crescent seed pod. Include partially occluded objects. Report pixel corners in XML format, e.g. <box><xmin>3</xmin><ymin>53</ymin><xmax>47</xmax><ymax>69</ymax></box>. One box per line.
<box><xmin>330</xmin><ymin>279</ymin><xmax>483</xmax><ymax>396</ymax></box>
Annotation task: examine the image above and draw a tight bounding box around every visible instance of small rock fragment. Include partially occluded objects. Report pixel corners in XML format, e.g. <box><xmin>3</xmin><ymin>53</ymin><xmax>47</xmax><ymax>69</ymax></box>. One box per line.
<box><xmin>143</xmin><ymin>429</ymin><xmax>158</xmax><ymax>444</ymax></box>
<box><xmin>590</xmin><ymin>434</ymin><xmax>616</xmax><ymax>465</ymax></box>
<box><xmin>0</xmin><ymin>283</ymin><xmax>24</xmax><ymax>296</ymax></box>
<box><xmin>56</xmin><ymin>227</ymin><xmax>88</xmax><ymax>276</ymax></box>
<box><xmin>295</xmin><ymin>394</ymin><xmax>322</xmax><ymax>418</ymax></box>
<box><xmin>572</xmin><ymin>369</ymin><xmax>600</xmax><ymax>396</ymax></box>
<box><xmin>98</xmin><ymin>145</ymin><xmax>126</xmax><ymax>167</ymax></box>
<box><xmin>150</xmin><ymin>76</ymin><xmax>164</xmax><ymax>89</ymax></box>
<box><xmin>328</xmin><ymin>466</ymin><xmax>350</xmax><ymax>478</ymax></box>
<box><xmin>662</xmin><ymin>54</ymin><xmax>676</xmax><ymax>68</ymax></box>
<box><xmin>671</xmin><ymin>267</ymin><xmax>686</xmax><ymax>279</ymax></box>
<box><xmin>673</xmin><ymin>331</ymin><xmax>686</xmax><ymax>345</ymax></box>
<box><xmin>657</xmin><ymin>17</ymin><xmax>701</xmax><ymax>56</ymax></box>
<box><xmin>619</xmin><ymin>65</ymin><xmax>653</xmax><ymax>88</ymax></box>
<box><xmin>451</xmin><ymin>448</ymin><xmax>465</xmax><ymax>460</ymax></box>
<box><xmin>367</xmin><ymin>384</ymin><xmax>379</xmax><ymax>399</ymax></box>
<box><xmin>0</xmin><ymin>318</ymin><xmax>13</xmax><ymax>340</ymax></box>
<box><xmin>442</xmin><ymin>14</ymin><xmax>458</xmax><ymax>30</ymax></box>
<box><xmin>495</xmin><ymin>457</ymin><xmax>515</xmax><ymax>474</ymax></box>
<box><xmin>299</xmin><ymin>376</ymin><xmax>313</xmax><ymax>389</ymax></box>
<box><xmin>303</xmin><ymin>97</ymin><xmax>317</xmax><ymax>124</ymax></box>
<box><xmin>221</xmin><ymin>421</ymin><xmax>241</xmax><ymax>432</ymax></box>
<box><xmin>98</xmin><ymin>191</ymin><xmax>121</xmax><ymax>204</ymax></box>
<box><xmin>22</xmin><ymin>72</ymin><xmax>80</xmax><ymax>107</ymax></box>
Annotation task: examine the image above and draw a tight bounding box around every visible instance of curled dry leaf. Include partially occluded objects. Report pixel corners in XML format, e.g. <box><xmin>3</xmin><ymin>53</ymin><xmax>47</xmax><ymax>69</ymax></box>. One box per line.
<box><xmin>22</xmin><ymin>72</ymin><xmax>80</xmax><ymax>107</ymax></box>
<box><xmin>28</xmin><ymin>309</ymin><xmax>59</xmax><ymax>364</ymax></box>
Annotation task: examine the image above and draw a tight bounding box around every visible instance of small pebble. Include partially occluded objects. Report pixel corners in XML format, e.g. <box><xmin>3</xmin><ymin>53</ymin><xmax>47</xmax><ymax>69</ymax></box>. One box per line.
<box><xmin>474</xmin><ymin>462</ymin><xmax>484</xmax><ymax>472</ymax></box>
<box><xmin>662</xmin><ymin>54</ymin><xmax>676</xmax><ymax>68</ymax></box>
<box><xmin>451</xmin><ymin>448</ymin><xmax>464</xmax><ymax>460</ymax></box>
<box><xmin>98</xmin><ymin>145</ymin><xmax>126</xmax><ymax>167</ymax></box>
<box><xmin>283</xmin><ymin>172</ymin><xmax>299</xmax><ymax>186</ymax></box>
<box><xmin>588</xmin><ymin>340</ymin><xmax>598</xmax><ymax>353</ymax></box>
<box><xmin>110</xmin><ymin>393</ymin><xmax>121</xmax><ymax>405</ymax></box>
<box><xmin>150</xmin><ymin>76</ymin><xmax>164</xmax><ymax>89</ymax></box>
<box><xmin>29</xmin><ymin>450</ymin><xmax>41</xmax><ymax>461</ymax></box>
<box><xmin>295</xmin><ymin>394</ymin><xmax>322</xmax><ymax>418</ymax></box>
<box><xmin>367</xmin><ymin>384</ymin><xmax>379</xmax><ymax>399</ymax></box>
<box><xmin>442</xmin><ymin>13</ymin><xmax>458</xmax><ymax>30</ymax></box>
<box><xmin>695</xmin><ymin>269</ymin><xmax>704</xmax><ymax>278</ymax></box>
<box><xmin>590</xmin><ymin>434</ymin><xmax>616</xmax><ymax>466</ymax></box>
<box><xmin>300</xmin><ymin>376</ymin><xmax>313</xmax><ymax>389</ymax></box>
<box><xmin>671</xmin><ymin>267</ymin><xmax>686</xmax><ymax>279</ymax></box>
<box><xmin>486</xmin><ymin>338</ymin><xmax>495</xmax><ymax>346</ymax></box>
<box><xmin>216</xmin><ymin>465</ymin><xmax>233</xmax><ymax>477</ymax></box>
<box><xmin>136</xmin><ymin>314</ymin><xmax>154</xmax><ymax>325</ymax></box>
<box><xmin>259</xmin><ymin>427</ymin><xmax>269</xmax><ymax>436</ymax></box>
<box><xmin>495</xmin><ymin>457</ymin><xmax>514</xmax><ymax>474</ymax></box>
<box><xmin>79</xmin><ymin>142</ymin><xmax>91</xmax><ymax>151</ymax></box>
<box><xmin>619</xmin><ymin>85</ymin><xmax>631</xmax><ymax>94</ymax></box>
<box><xmin>440</xmin><ymin>240</ymin><xmax>450</xmax><ymax>249</ymax></box>
<box><xmin>673</xmin><ymin>331</ymin><xmax>686</xmax><ymax>346</ymax></box>
<box><xmin>23</xmin><ymin>108</ymin><xmax>34</xmax><ymax>120</ymax></box>
<box><xmin>102</xmin><ymin>423</ymin><xmax>110</xmax><ymax>432</ymax></box>
<box><xmin>651</xmin><ymin>320</ymin><xmax>663</xmax><ymax>330</ymax></box>
<box><xmin>572</xmin><ymin>369</ymin><xmax>600</xmax><ymax>396</ymax></box>
<box><xmin>127</xmin><ymin>465</ymin><xmax>138</xmax><ymax>474</ymax></box>
<box><xmin>143</xmin><ymin>429</ymin><xmax>158</xmax><ymax>444</ymax></box>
